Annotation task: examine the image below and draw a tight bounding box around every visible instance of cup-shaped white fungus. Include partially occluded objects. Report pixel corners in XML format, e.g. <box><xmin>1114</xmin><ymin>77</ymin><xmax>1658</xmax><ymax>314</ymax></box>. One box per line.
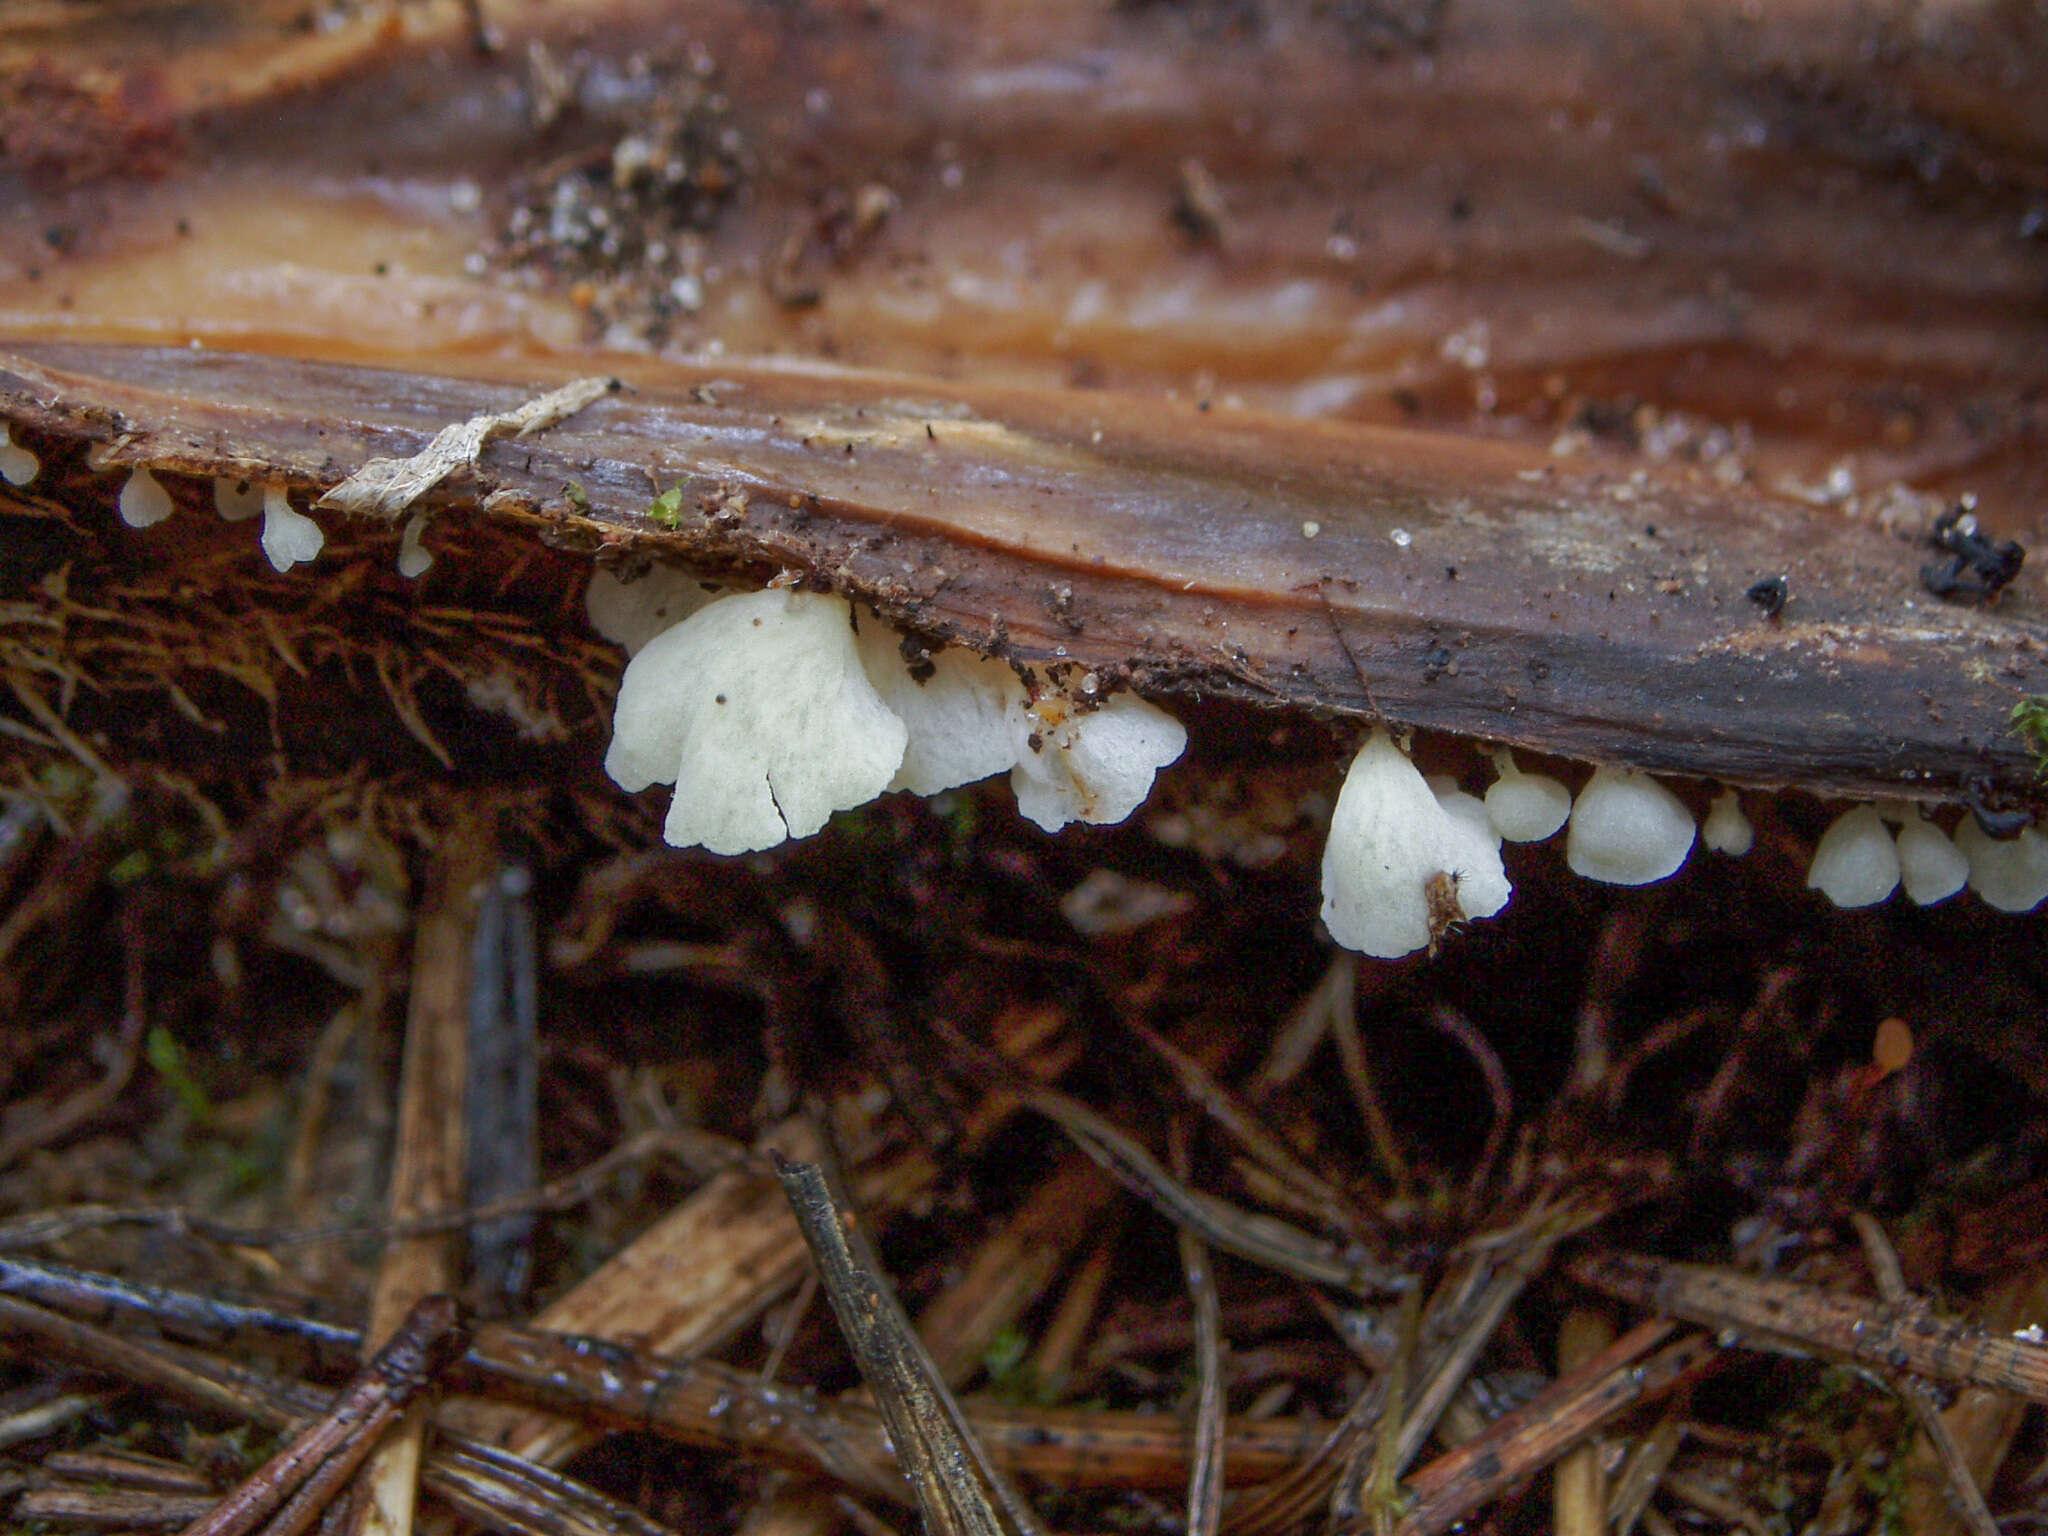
<box><xmin>1953</xmin><ymin>820</ymin><xmax>2048</xmax><ymax>913</ymax></box>
<box><xmin>855</xmin><ymin>628</ymin><xmax>1027</xmax><ymax>795</ymax></box>
<box><xmin>397</xmin><ymin>513</ymin><xmax>434</xmax><ymax>579</ymax></box>
<box><xmin>0</xmin><ymin>425</ymin><xmax>38</xmax><ymax>487</ymax></box>
<box><xmin>585</xmin><ymin>564</ymin><xmax>719</xmax><ymax>655</ymax></box>
<box><xmin>1008</xmin><ymin>688</ymin><xmax>1188</xmax><ymax>832</ymax></box>
<box><xmin>1565</xmin><ymin>767</ymin><xmax>1695</xmax><ymax>885</ymax></box>
<box><xmin>1701</xmin><ymin>788</ymin><xmax>1754</xmax><ymax>855</ymax></box>
<box><xmin>1895</xmin><ymin>815</ymin><xmax>1968</xmax><ymax>906</ymax></box>
<box><xmin>605</xmin><ymin>588</ymin><xmax>908</xmax><ymax>855</ymax></box>
<box><xmin>214</xmin><ymin>477</ymin><xmax>263</xmax><ymax>522</ymax></box>
<box><xmin>260</xmin><ymin>486</ymin><xmax>325</xmax><ymax>572</ymax></box>
<box><xmin>1429</xmin><ymin>781</ymin><xmax>1511</xmax><ymax>920</ymax></box>
<box><xmin>1805</xmin><ymin>805</ymin><xmax>1900</xmax><ymax>908</ymax></box>
<box><xmin>118</xmin><ymin>466</ymin><xmax>175</xmax><ymax>528</ymax></box>
<box><xmin>1483</xmin><ymin>749</ymin><xmax>1570</xmax><ymax>843</ymax></box>
<box><xmin>1321</xmin><ymin>730</ymin><xmax>1510</xmax><ymax>959</ymax></box>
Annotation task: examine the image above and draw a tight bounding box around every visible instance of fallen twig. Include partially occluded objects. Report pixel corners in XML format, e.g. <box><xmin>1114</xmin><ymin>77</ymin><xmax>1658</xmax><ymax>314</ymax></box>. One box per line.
<box><xmin>1568</xmin><ymin>1249</ymin><xmax>2048</xmax><ymax>1403</ymax></box>
<box><xmin>776</xmin><ymin>1154</ymin><xmax>1042</xmax><ymax>1536</ymax></box>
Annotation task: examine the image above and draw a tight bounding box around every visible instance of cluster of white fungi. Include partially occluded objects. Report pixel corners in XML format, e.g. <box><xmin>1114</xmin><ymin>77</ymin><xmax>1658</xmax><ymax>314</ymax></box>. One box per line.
<box><xmin>588</xmin><ymin>564</ymin><xmax>2048</xmax><ymax>955</ymax></box>
<box><xmin>11</xmin><ymin>429</ymin><xmax>2040</xmax><ymax>960</ymax></box>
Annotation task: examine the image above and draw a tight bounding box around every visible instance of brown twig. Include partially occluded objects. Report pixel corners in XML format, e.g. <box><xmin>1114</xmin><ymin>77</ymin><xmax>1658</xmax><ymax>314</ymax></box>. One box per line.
<box><xmin>1390</xmin><ymin>1322</ymin><xmax>1708</xmax><ymax>1536</ymax></box>
<box><xmin>1568</xmin><ymin>1249</ymin><xmax>2048</xmax><ymax>1403</ymax></box>
<box><xmin>1851</xmin><ymin>1214</ymin><xmax>2000</xmax><ymax>1536</ymax></box>
<box><xmin>775</xmin><ymin>1153</ymin><xmax>1043</xmax><ymax>1536</ymax></box>
<box><xmin>175</xmin><ymin>1296</ymin><xmax>467</xmax><ymax>1536</ymax></box>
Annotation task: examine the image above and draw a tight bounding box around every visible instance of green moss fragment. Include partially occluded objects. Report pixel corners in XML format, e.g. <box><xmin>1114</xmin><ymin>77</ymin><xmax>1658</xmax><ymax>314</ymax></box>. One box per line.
<box><xmin>648</xmin><ymin>484</ymin><xmax>686</xmax><ymax>528</ymax></box>
<box><xmin>2012</xmin><ymin>695</ymin><xmax>2048</xmax><ymax>777</ymax></box>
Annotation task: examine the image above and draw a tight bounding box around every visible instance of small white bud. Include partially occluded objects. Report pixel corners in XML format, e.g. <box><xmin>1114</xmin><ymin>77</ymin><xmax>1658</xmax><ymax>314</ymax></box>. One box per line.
<box><xmin>1895</xmin><ymin>814</ymin><xmax>1967</xmax><ymax>906</ymax></box>
<box><xmin>1565</xmin><ymin>767</ymin><xmax>1695</xmax><ymax>885</ymax></box>
<box><xmin>0</xmin><ymin>425</ymin><xmax>38</xmax><ymax>487</ymax></box>
<box><xmin>118</xmin><ymin>466</ymin><xmax>175</xmax><ymax>528</ymax></box>
<box><xmin>1954</xmin><ymin>820</ymin><xmax>2048</xmax><ymax>913</ymax></box>
<box><xmin>1483</xmin><ymin>748</ymin><xmax>1570</xmax><ymax>843</ymax></box>
<box><xmin>214</xmin><ymin>477</ymin><xmax>263</xmax><ymax>521</ymax></box>
<box><xmin>397</xmin><ymin>512</ymin><xmax>434</xmax><ymax>579</ymax></box>
<box><xmin>1701</xmin><ymin>788</ymin><xmax>1754</xmax><ymax>856</ymax></box>
<box><xmin>1806</xmin><ymin>805</ymin><xmax>1900</xmax><ymax>908</ymax></box>
<box><xmin>259</xmin><ymin>486</ymin><xmax>324</xmax><ymax>571</ymax></box>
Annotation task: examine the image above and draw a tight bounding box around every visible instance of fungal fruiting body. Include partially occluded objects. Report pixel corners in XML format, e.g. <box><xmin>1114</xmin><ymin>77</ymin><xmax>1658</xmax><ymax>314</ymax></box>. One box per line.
<box><xmin>1320</xmin><ymin>730</ymin><xmax>1508</xmax><ymax>959</ymax></box>
<box><xmin>397</xmin><ymin>513</ymin><xmax>434</xmax><ymax>579</ymax></box>
<box><xmin>1009</xmin><ymin>690</ymin><xmax>1189</xmax><ymax>833</ymax></box>
<box><xmin>117</xmin><ymin>466</ymin><xmax>175</xmax><ymax>528</ymax></box>
<box><xmin>1483</xmin><ymin>748</ymin><xmax>1570</xmax><ymax>842</ymax></box>
<box><xmin>854</xmin><ymin>630</ymin><xmax>1025</xmax><ymax>796</ymax></box>
<box><xmin>213</xmin><ymin>477</ymin><xmax>263</xmax><ymax>522</ymax></box>
<box><xmin>600</xmin><ymin>577</ymin><xmax>1190</xmax><ymax>852</ymax></box>
<box><xmin>1701</xmin><ymin>788</ymin><xmax>1754</xmax><ymax>856</ymax></box>
<box><xmin>1953</xmin><ymin>821</ymin><xmax>2048</xmax><ymax>914</ymax></box>
<box><xmin>1805</xmin><ymin>805</ymin><xmax>1901</xmax><ymax>908</ymax></box>
<box><xmin>1894</xmin><ymin>813</ymin><xmax>1968</xmax><ymax>906</ymax></box>
<box><xmin>259</xmin><ymin>486</ymin><xmax>324</xmax><ymax>572</ymax></box>
<box><xmin>585</xmin><ymin>564</ymin><xmax>718</xmax><ymax>655</ymax></box>
<box><xmin>1564</xmin><ymin>767</ymin><xmax>1696</xmax><ymax>885</ymax></box>
<box><xmin>0</xmin><ymin>425</ymin><xmax>36</xmax><ymax>487</ymax></box>
<box><xmin>606</xmin><ymin>588</ymin><xmax>908</xmax><ymax>855</ymax></box>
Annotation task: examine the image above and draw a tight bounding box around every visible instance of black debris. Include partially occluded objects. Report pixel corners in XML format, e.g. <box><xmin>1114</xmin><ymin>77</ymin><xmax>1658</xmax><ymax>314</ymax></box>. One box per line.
<box><xmin>1745</xmin><ymin>575</ymin><xmax>1788</xmax><ymax>619</ymax></box>
<box><xmin>1921</xmin><ymin>499</ymin><xmax>2024</xmax><ymax>604</ymax></box>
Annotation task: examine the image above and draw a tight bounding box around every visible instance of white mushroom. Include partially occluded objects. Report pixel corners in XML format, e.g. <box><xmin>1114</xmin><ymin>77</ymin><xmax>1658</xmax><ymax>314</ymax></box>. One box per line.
<box><xmin>854</xmin><ymin>627</ymin><xmax>1027</xmax><ymax>796</ymax></box>
<box><xmin>1953</xmin><ymin>820</ymin><xmax>2048</xmax><ymax>913</ymax></box>
<box><xmin>1008</xmin><ymin>686</ymin><xmax>1188</xmax><ymax>832</ymax></box>
<box><xmin>397</xmin><ymin>512</ymin><xmax>434</xmax><ymax>579</ymax></box>
<box><xmin>604</xmin><ymin>587</ymin><xmax>907</xmax><ymax>855</ymax></box>
<box><xmin>259</xmin><ymin>486</ymin><xmax>325</xmax><ymax>572</ymax></box>
<box><xmin>1483</xmin><ymin>748</ymin><xmax>1571</xmax><ymax>843</ymax></box>
<box><xmin>1701</xmin><ymin>788</ymin><xmax>1754</xmax><ymax>856</ymax></box>
<box><xmin>1805</xmin><ymin>805</ymin><xmax>1900</xmax><ymax>908</ymax></box>
<box><xmin>1895</xmin><ymin>813</ymin><xmax>1968</xmax><ymax>906</ymax></box>
<box><xmin>117</xmin><ymin>466</ymin><xmax>175</xmax><ymax>528</ymax></box>
<box><xmin>0</xmin><ymin>425</ymin><xmax>38</xmax><ymax>487</ymax></box>
<box><xmin>1564</xmin><ymin>767</ymin><xmax>1695</xmax><ymax>885</ymax></box>
<box><xmin>585</xmin><ymin>564</ymin><xmax>718</xmax><ymax>655</ymax></box>
<box><xmin>213</xmin><ymin>477</ymin><xmax>263</xmax><ymax>522</ymax></box>
<box><xmin>1321</xmin><ymin>730</ymin><xmax>1509</xmax><ymax>959</ymax></box>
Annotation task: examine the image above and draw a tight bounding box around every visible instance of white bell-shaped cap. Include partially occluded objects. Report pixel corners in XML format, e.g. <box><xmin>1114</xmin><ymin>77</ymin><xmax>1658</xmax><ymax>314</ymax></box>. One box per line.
<box><xmin>1565</xmin><ymin>767</ymin><xmax>1696</xmax><ymax>885</ymax></box>
<box><xmin>1</xmin><ymin>425</ymin><xmax>39</xmax><ymax>487</ymax></box>
<box><xmin>1701</xmin><ymin>789</ymin><xmax>1754</xmax><ymax>856</ymax></box>
<box><xmin>1895</xmin><ymin>814</ymin><xmax>1968</xmax><ymax>906</ymax></box>
<box><xmin>214</xmin><ymin>477</ymin><xmax>263</xmax><ymax>522</ymax></box>
<box><xmin>1322</xmin><ymin>731</ymin><xmax>1510</xmax><ymax>958</ymax></box>
<box><xmin>586</xmin><ymin>564</ymin><xmax>717</xmax><ymax>655</ymax></box>
<box><xmin>259</xmin><ymin>486</ymin><xmax>324</xmax><ymax>572</ymax></box>
<box><xmin>855</xmin><ymin>628</ymin><xmax>1027</xmax><ymax>796</ymax></box>
<box><xmin>1806</xmin><ymin>805</ymin><xmax>1900</xmax><ymax>907</ymax></box>
<box><xmin>1954</xmin><ymin>821</ymin><xmax>2048</xmax><ymax>913</ymax></box>
<box><xmin>397</xmin><ymin>513</ymin><xmax>434</xmax><ymax>579</ymax></box>
<box><xmin>1009</xmin><ymin>687</ymin><xmax>1187</xmax><ymax>832</ymax></box>
<box><xmin>605</xmin><ymin>588</ymin><xmax>907</xmax><ymax>855</ymax></box>
<box><xmin>1431</xmin><ymin>780</ymin><xmax>1511</xmax><ymax>921</ymax></box>
<box><xmin>1483</xmin><ymin>749</ymin><xmax>1570</xmax><ymax>843</ymax></box>
<box><xmin>118</xmin><ymin>466</ymin><xmax>175</xmax><ymax>528</ymax></box>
